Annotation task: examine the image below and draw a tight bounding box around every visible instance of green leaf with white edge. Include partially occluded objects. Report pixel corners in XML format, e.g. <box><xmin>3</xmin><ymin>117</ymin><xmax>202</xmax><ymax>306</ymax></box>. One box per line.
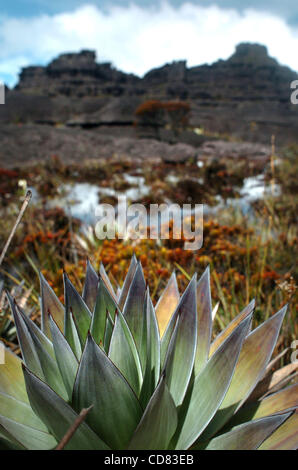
<box><xmin>198</xmin><ymin>413</ymin><xmax>292</xmax><ymax>450</ymax></box>
<box><xmin>200</xmin><ymin>306</ymin><xmax>287</xmax><ymax>441</ymax></box>
<box><xmin>0</xmin><ymin>347</ymin><xmax>29</xmax><ymax>403</ymax></box>
<box><xmin>139</xmin><ymin>289</ymin><xmax>161</xmax><ymax>408</ymax></box>
<box><xmin>91</xmin><ymin>278</ymin><xmax>119</xmax><ymax>346</ymax></box>
<box><xmin>103</xmin><ymin>311</ymin><xmax>114</xmax><ymax>352</ymax></box>
<box><xmin>209</xmin><ymin>299</ymin><xmax>255</xmax><ymax>357</ymax></box>
<box><xmin>163</xmin><ymin>275</ymin><xmax>197</xmax><ymax>406</ymax></box>
<box><xmin>172</xmin><ymin>314</ymin><xmax>252</xmax><ymax>450</ymax></box>
<box><xmin>108</xmin><ymin>310</ymin><xmax>143</xmax><ymax>395</ymax></box>
<box><xmin>227</xmin><ymin>383</ymin><xmax>298</xmax><ymax>429</ymax></box>
<box><xmin>0</xmin><ymin>416</ymin><xmax>57</xmax><ymax>450</ymax></box>
<box><xmin>7</xmin><ymin>293</ymin><xmax>44</xmax><ymax>379</ymax></box>
<box><xmin>99</xmin><ymin>262</ymin><xmax>118</xmax><ymax>302</ymax></box>
<box><xmin>118</xmin><ymin>254</ymin><xmax>138</xmax><ymax>310</ymax></box>
<box><xmin>23</xmin><ymin>366</ymin><xmax>110</xmax><ymax>450</ymax></box>
<box><xmin>73</xmin><ymin>333</ymin><xmax>142</xmax><ymax>449</ymax></box>
<box><xmin>101</xmin><ymin>276</ymin><xmax>119</xmax><ymax>320</ymax></box>
<box><xmin>39</xmin><ymin>271</ymin><xmax>64</xmax><ymax>337</ymax></box>
<box><xmin>160</xmin><ymin>275</ymin><xmax>196</xmax><ymax>368</ymax></box>
<box><xmin>128</xmin><ymin>374</ymin><xmax>177</xmax><ymax>450</ymax></box>
<box><xmin>155</xmin><ymin>272</ymin><xmax>180</xmax><ymax>338</ymax></box>
<box><xmin>90</xmin><ymin>280</ymin><xmax>107</xmax><ymax>345</ymax></box>
<box><xmin>9</xmin><ymin>294</ymin><xmax>55</xmax><ymax>361</ymax></box>
<box><xmin>64</xmin><ymin>272</ymin><xmax>92</xmax><ymax>348</ymax></box>
<box><xmin>10</xmin><ymin>300</ymin><xmax>68</xmax><ymax>400</ymax></box>
<box><xmin>27</xmin><ymin>327</ymin><xmax>68</xmax><ymax>401</ymax></box>
<box><xmin>0</xmin><ymin>431</ymin><xmax>26</xmax><ymax>450</ymax></box>
<box><xmin>49</xmin><ymin>314</ymin><xmax>79</xmax><ymax>400</ymax></box>
<box><xmin>0</xmin><ymin>391</ymin><xmax>48</xmax><ymax>432</ymax></box>
<box><xmin>123</xmin><ymin>262</ymin><xmax>146</xmax><ymax>371</ymax></box>
<box><xmin>259</xmin><ymin>410</ymin><xmax>298</xmax><ymax>450</ymax></box>
<box><xmin>194</xmin><ymin>267</ymin><xmax>212</xmax><ymax>375</ymax></box>
<box><xmin>82</xmin><ymin>259</ymin><xmax>99</xmax><ymax>312</ymax></box>
<box><xmin>64</xmin><ymin>309</ymin><xmax>82</xmax><ymax>360</ymax></box>
<box><xmin>20</xmin><ymin>310</ymin><xmax>55</xmax><ymax>360</ymax></box>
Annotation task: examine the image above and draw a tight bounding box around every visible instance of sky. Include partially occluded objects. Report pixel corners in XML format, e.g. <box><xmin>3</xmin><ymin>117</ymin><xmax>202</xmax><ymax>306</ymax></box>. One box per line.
<box><xmin>0</xmin><ymin>0</ymin><xmax>298</xmax><ymax>87</ymax></box>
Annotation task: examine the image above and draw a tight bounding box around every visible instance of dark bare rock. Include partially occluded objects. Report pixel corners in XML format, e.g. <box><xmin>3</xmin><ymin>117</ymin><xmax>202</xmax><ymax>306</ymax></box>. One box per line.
<box><xmin>197</xmin><ymin>140</ymin><xmax>271</xmax><ymax>162</ymax></box>
<box><xmin>0</xmin><ymin>124</ymin><xmax>271</xmax><ymax>169</ymax></box>
<box><xmin>0</xmin><ymin>42</ymin><xmax>297</xmax><ymax>166</ymax></box>
<box><xmin>0</xmin><ymin>124</ymin><xmax>192</xmax><ymax>167</ymax></box>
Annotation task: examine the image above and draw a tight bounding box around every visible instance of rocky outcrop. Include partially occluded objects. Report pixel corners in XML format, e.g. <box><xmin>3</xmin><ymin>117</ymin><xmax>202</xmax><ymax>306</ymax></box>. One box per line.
<box><xmin>0</xmin><ymin>43</ymin><xmax>297</xmax><ymax>148</ymax></box>
<box><xmin>0</xmin><ymin>124</ymin><xmax>271</xmax><ymax>168</ymax></box>
<box><xmin>197</xmin><ymin>140</ymin><xmax>271</xmax><ymax>161</ymax></box>
<box><xmin>15</xmin><ymin>50</ymin><xmax>140</xmax><ymax>97</ymax></box>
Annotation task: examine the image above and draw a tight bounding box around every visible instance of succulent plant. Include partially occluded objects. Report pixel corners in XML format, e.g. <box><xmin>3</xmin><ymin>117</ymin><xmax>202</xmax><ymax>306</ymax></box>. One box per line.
<box><xmin>0</xmin><ymin>256</ymin><xmax>297</xmax><ymax>450</ymax></box>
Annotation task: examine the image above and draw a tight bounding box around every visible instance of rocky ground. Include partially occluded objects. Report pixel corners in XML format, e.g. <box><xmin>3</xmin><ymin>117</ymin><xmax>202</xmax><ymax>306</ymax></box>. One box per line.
<box><xmin>0</xmin><ymin>123</ymin><xmax>272</xmax><ymax>168</ymax></box>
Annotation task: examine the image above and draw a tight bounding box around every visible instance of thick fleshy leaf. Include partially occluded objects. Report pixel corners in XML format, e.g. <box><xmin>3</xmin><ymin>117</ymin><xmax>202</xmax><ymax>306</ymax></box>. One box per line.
<box><xmin>64</xmin><ymin>273</ymin><xmax>92</xmax><ymax>348</ymax></box>
<box><xmin>9</xmin><ymin>295</ymin><xmax>67</xmax><ymax>399</ymax></box>
<box><xmin>11</xmin><ymin>299</ymin><xmax>57</xmax><ymax>366</ymax></box>
<box><xmin>23</xmin><ymin>366</ymin><xmax>109</xmax><ymax>450</ymax></box>
<box><xmin>99</xmin><ymin>262</ymin><xmax>117</xmax><ymax>302</ymax></box>
<box><xmin>194</xmin><ymin>267</ymin><xmax>212</xmax><ymax>375</ymax></box>
<box><xmin>259</xmin><ymin>410</ymin><xmax>298</xmax><ymax>450</ymax></box>
<box><xmin>82</xmin><ymin>259</ymin><xmax>99</xmax><ymax>312</ymax></box>
<box><xmin>201</xmin><ymin>306</ymin><xmax>287</xmax><ymax>441</ymax></box>
<box><xmin>10</xmin><ymin>298</ymin><xmax>55</xmax><ymax>361</ymax></box>
<box><xmin>49</xmin><ymin>315</ymin><xmax>79</xmax><ymax>400</ymax></box>
<box><xmin>128</xmin><ymin>374</ymin><xmax>177</xmax><ymax>450</ymax></box>
<box><xmin>0</xmin><ymin>391</ymin><xmax>47</xmax><ymax>431</ymax></box>
<box><xmin>64</xmin><ymin>310</ymin><xmax>82</xmax><ymax>360</ymax></box>
<box><xmin>0</xmin><ymin>349</ymin><xmax>52</xmax><ymax>450</ymax></box>
<box><xmin>228</xmin><ymin>383</ymin><xmax>298</xmax><ymax>428</ymax></box>
<box><xmin>200</xmin><ymin>413</ymin><xmax>292</xmax><ymax>450</ymax></box>
<box><xmin>39</xmin><ymin>271</ymin><xmax>64</xmax><ymax>337</ymax></box>
<box><xmin>7</xmin><ymin>293</ymin><xmax>44</xmax><ymax>379</ymax></box>
<box><xmin>160</xmin><ymin>275</ymin><xmax>196</xmax><ymax>368</ymax></box>
<box><xmin>155</xmin><ymin>272</ymin><xmax>180</xmax><ymax>337</ymax></box>
<box><xmin>0</xmin><ymin>347</ymin><xmax>28</xmax><ymax>402</ymax></box>
<box><xmin>108</xmin><ymin>310</ymin><xmax>143</xmax><ymax>395</ymax></box>
<box><xmin>172</xmin><ymin>314</ymin><xmax>251</xmax><ymax>450</ymax></box>
<box><xmin>139</xmin><ymin>289</ymin><xmax>161</xmax><ymax>408</ymax></box>
<box><xmin>27</xmin><ymin>331</ymin><xmax>68</xmax><ymax>400</ymax></box>
<box><xmin>103</xmin><ymin>312</ymin><xmax>114</xmax><ymax>353</ymax></box>
<box><xmin>91</xmin><ymin>279</ymin><xmax>119</xmax><ymax>348</ymax></box>
<box><xmin>0</xmin><ymin>429</ymin><xmax>26</xmax><ymax>450</ymax></box>
<box><xmin>163</xmin><ymin>275</ymin><xmax>197</xmax><ymax>406</ymax></box>
<box><xmin>0</xmin><ymin>416</ymin><xmax>57</xmax><ymax>450</ymax></box>
<box><xmin>209</xmin><ymin>299</ymin><xmax>255</xmax><ymax>357</ymax></box>
<box><xmin>118</xmin><ymin>254</ymin><xmax>138</xmax><ymax>310</ymax></box>
<box><xmin>90</xmin><ymin>280</ymin><xmax>107</xmax><ymax>345</ymax></box>
<box><xmin>248</xmin><ymin>362</ymin><xmax>298</xmax><ymax>402</ymax></box>
<box><xmin>73</xmin><ymin>334</ymin><xmax>142</xmax><ymax>449</ymax></box>
<box><xmin>123</xmin><ymin>262</ymin><xmax>146</xmax><ymax>371</ymax></box>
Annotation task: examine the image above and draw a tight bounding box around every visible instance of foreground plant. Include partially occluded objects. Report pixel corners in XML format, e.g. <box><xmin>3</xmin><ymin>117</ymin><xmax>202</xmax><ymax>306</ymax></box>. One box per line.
<box><xmin>0</xmin><ymin>256</ymin><xmax>297</xmax><ymax>450</ymax></box>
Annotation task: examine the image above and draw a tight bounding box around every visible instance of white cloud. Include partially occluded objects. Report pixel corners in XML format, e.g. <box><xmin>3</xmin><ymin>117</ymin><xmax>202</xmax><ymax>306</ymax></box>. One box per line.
<box><xmin>0</xmin><ymin>2</ymin><xmax>298</xmax><ymax>86</ymax></box>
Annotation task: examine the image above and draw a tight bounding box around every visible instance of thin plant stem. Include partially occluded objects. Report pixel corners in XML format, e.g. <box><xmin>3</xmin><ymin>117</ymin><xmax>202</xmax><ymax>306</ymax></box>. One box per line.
<box><xmin>0</xmin><ymin>190</ymin><xmax>32</xmax><ymax>267</ymax></box>
<box><xmin>55</xmin><ymin>406</ymin><xmax>93</xmax><ymax>450</ymax></box>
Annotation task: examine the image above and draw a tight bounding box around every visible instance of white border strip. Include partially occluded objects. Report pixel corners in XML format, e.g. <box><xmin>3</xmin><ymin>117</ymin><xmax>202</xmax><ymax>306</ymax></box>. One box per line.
<box><xmin>0</xmin><ymin>81</ymin><xmax>5</xmax><ymax>104</ymax></box>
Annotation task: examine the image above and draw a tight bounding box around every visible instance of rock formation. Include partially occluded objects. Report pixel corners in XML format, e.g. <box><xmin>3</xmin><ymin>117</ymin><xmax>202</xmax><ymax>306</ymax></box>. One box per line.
<box><xmin>0</xmin><ymin>43</ymin><xmax>297</xmax><ymax>165</ymax></box>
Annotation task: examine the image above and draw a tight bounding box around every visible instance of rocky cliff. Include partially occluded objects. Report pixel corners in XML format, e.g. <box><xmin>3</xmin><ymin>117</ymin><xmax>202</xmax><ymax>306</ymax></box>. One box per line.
<box><xmin>0</xmin><ymin>43</ymin><xmax>297</xmax><ymax>148</ymax></box>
